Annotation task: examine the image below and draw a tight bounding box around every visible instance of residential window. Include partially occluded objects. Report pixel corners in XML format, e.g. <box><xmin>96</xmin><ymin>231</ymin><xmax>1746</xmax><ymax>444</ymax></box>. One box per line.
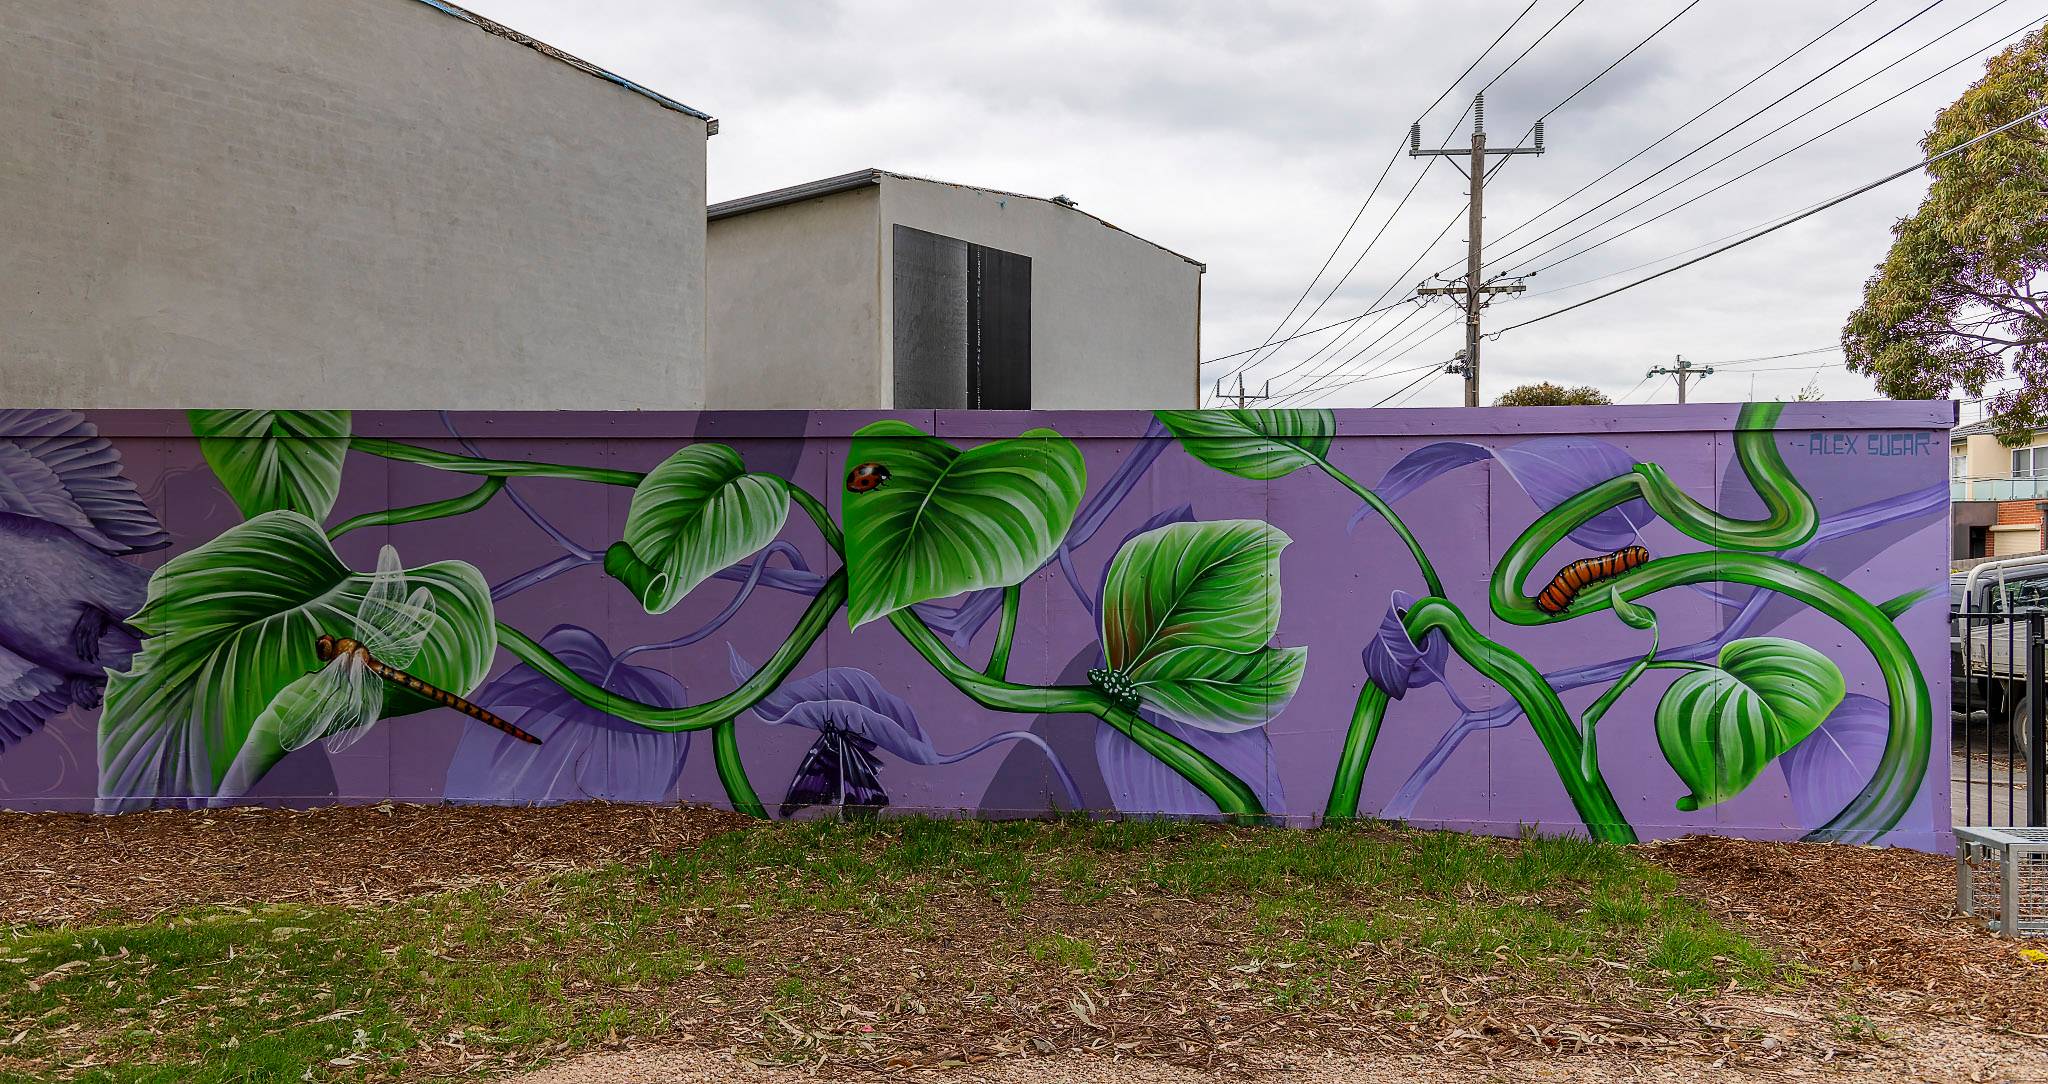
<box><xmin>1953</xmin><ymin>453</ymin><xmax>1969</xmax><ymax>480</ymax></box>
<box><xmin>2013</xmin><ymin>447</ymin><xmax>2045</xmax><ymax>478</ymax></box>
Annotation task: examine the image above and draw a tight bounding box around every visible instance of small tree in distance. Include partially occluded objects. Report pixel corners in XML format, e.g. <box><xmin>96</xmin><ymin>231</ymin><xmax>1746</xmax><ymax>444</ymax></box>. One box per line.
<box><xmin>1493</xmin><ymin>381</ymin><xmax>1613</xmax><ymax>407</ymax></box>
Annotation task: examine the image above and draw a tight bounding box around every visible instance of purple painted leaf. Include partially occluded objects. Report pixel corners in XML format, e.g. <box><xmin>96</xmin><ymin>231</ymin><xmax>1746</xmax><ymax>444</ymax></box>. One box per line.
<box><xmin>1370</xmin><ymin>442</ymin><xmax>1494</xmax><ymax>504</ymax></box>
<box><xmin>1778</xmin><ymin>694</ymin><xmax>1889</xmax><ymax>832</ymax></box>
<box><xmin>445</xmin><ymin>625</ymin><xmax>689</xmax><ymax>804</ymax></box>
<box><xmin>728</xmin><ymin>646</ymin><xmax>934</xmax><ymax>764</ymax></box>
<box><xmin>1357</xmin><ymin>437</ymin><xmax>1651</xmax><ymax>551</ymax></box>
<box><xmin>1094</xmin><ymin>707</ymin><xmax>1284</xmax><ymax>817</ymax></box>
<box><xmin>0</xmin><ymin>409</ymin><xmax>169</xmax><ymax>554</ymax></box>
<box><xmin>913</xmin><ymin>589</ymin><xmax>1007</xmax><ymax>650</ymax></box>
<box><xmin>1495</xmin><ymin>438</ymin><xmax>1653</xmax><ymax>552</ymax></box>
<box><xmin>1361</xmin><ymin>591</ymin><xmax>1448</xmax><ymax>700</ymax></box>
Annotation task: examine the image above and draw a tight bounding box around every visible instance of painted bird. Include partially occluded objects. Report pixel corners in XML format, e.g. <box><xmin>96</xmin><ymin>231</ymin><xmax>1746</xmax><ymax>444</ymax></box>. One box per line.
<box><xmin>0</xmin><ymin>410</ymin><xmax>168</xmax><ymax>753</ymax></box>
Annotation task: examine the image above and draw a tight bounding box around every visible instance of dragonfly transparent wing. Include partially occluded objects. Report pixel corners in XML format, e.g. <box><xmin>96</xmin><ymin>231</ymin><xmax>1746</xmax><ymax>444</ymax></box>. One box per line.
<box><xmin>276</xmin><ymin>652</ymin><xmax>378</xmax><ymax>753</ymax></box>
<box><xmin>355</xmin><ymin>545</ymin><xmax>436</xmax><ymax>670</ymax></box>
<box><xmin>321</xmin><ymin>656</ymin><xmax>384</xmax><ymax>755</ymax></box>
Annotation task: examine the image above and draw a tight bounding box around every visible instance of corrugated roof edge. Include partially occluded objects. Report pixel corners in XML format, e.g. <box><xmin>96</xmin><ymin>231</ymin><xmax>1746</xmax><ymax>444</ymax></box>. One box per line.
<box><xmin>707</xmin><ymin>169</ymin><xmax>1205</xmax><ymax>270</ymax></box>
<box><xmin>413</xmin><ymin>0</ymin><xmax>717</xmax><ymax>133</ymax></box>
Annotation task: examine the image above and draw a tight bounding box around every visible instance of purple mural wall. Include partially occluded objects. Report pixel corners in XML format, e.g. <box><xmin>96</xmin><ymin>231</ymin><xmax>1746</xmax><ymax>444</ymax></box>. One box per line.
<box><xmin>0</xmin><ymin>403</ymin><xmax>1951</xmax><ymax>849</ymax></box>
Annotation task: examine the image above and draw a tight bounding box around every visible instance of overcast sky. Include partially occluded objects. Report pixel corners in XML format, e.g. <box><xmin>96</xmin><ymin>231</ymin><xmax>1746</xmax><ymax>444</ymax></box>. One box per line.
<box><xmin>472</xmin><ymin>0</ymin><xmax>2033</xmax><ymax>413</ymax></box>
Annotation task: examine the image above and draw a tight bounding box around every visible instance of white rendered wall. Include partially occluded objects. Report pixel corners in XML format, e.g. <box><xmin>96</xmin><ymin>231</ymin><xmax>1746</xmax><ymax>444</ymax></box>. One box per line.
<box><xmin>0</xmin><ymin>0</ymin><xmax>709</xmax><ymax>409</ymax></box>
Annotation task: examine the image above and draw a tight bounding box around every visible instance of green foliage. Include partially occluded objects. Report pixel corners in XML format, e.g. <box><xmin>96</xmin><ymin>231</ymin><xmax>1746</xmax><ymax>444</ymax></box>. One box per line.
<box><xmin>1153</xmin><ymin>408</ymin><xmax>1336</xmax><ymax>478</ymax></box>
<box><xmin>1653</xmin><ymin>637</ymin><xmax>1847</xmax><ymax>812</ymax></box>
<box><xmin>99</xmin><ymin>512</ymin><xmax>495</xmax><ymax>807</ymax></box>
<box><xmin>1491</xmin><ymin>382</ymin><xmax>1613</xmax><ymax>407</ymax></box>
<box><xmin>189</xmin><ymin>410</ymin><xmax>352</xmax><ymax>521</ymax></box>
<box><xmin>840</xmin><ymin>421</ymin><xmax>1085</xmax><ymax>628</ymax></box>
<box><xmin>1095</xmin><ymin>520</ymin><xmax>1306</xmax><ymax>730</ymax></box>
<box><xmin>1844</xmin><ymin>27</ymin><xmax>2048</xmax><ymax>438</ymax></box>
<box><xmin>605</xmin><ymin>443</ymin><xmax>789</xmax><ymax>614</ymax></box>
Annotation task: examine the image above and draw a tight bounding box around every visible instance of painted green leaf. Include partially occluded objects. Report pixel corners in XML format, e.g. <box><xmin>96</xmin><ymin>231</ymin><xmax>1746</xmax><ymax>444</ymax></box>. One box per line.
<box><xmin>841</xmin><ymin>421</ymin><xmax>1085</xmax><ymax>628</ymax></box>
<box><xmin>1654</xmin><ymin>637</ymin><xmax>1847</xmax><ymax>812</ymax></box>
<box><xmin>189</xmin><ymin>409</ymin><xmax>352</xmax><ymax>521</ymax></box>
<box><xmin>605</xmin><ymin>443</ymin><xmax>789</xmax><ymax>614</ymax></box>
<box><xmin>1154</xmin><ymin>409</ymin><xmax>1335</xmax><ymax>479</ymax></box>
<box><xmin>99</xmin><ymin>510</ymin><xmax>495</xmax><ymax>810</ymax></box>
<box><xmin>1098</xmin><ymin>519</ymin><xmax>1303</xmax><ymax>730</ymax></box>
<box><xmin>1127</xmin><ymin>645</ymin><xmax>1308</xmax><ymax>733</ymax></box>
<box><xmin>1102</xmin><ymin>520</ymin><xmax>1289</xmax><ymax>670</ymax></box>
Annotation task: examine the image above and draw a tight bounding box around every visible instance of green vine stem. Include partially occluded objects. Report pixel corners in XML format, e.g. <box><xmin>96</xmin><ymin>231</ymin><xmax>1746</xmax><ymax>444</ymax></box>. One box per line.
<box><xmin>1308</xmin><ymin>453</ymin><xmax>1445</xmax><ymax>598</ymax></box>
<box><xmin>712</xmin><ymin>720</ymin><xmax>767</xmax><ymax>820</ymax></box>
<box><xmin>351</xmin><ymin>437</ymin><xmax>644</xmax><ymax>487</ymax></box>
<box><xmin>491</xmin><ymin>571</ymin><xmax>848</xmax><ymax>734</ymax></box>
<box><xmin>1493</xmin><ymin>401</ymin><xmax>1928</xmax><ymax>843</ymax></box>
<box><xmin>886</xmin><ymin>608</ymin><xmax>1265</xmax><ymax>818</ymax></box>
<box><xmin>328</xmin><ymin>477</ymin><xmax>505</xmax><ymax>540</ymax></box>
<box><xmin>1324</xmin><ymin>599</ymin><xmax>1635</xmax><ymax>842</ymax></box>
<box><xmin>1324</xmin><ymin>683</ymin><xmax>1391</xmax><ymax>822</ymax></box>
<box><xmin>986</xmin><ymin>586</ymin><xmax>1020</xmax><ymax>679</ymax></box>
<box><xmin>1580</xmin><ymin>627</ymin><xmax>1657</xmax><ymax>780</ymax></box>
<box><xmin>780</xmin><ymin>479</ymin><xmax>1262</xmax><ymax>817</ymax></box>
<box><xmin>372</xmin><ymin>440</ymin><xmax>1266</xmax><ymax>820</ymax></box>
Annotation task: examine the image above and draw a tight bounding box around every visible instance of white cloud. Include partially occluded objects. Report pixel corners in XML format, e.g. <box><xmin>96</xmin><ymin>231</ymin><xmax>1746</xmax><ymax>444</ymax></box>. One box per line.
<box><xmin>466</xmin><ymin>0</ymin><xmax>2025</xmax><ymax>410</ymax></box>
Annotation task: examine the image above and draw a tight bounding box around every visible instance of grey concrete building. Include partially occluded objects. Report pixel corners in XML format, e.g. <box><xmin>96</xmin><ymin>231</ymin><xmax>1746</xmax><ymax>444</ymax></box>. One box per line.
<box><xmin>0</xmin><ymin>0</ymin><xmax>713</xmax><ymax>409</ymax></box>
<box><xmin>707</xmin><ymin>170</ymin><xmax>1204</xmax><ymax>410</ymax></box>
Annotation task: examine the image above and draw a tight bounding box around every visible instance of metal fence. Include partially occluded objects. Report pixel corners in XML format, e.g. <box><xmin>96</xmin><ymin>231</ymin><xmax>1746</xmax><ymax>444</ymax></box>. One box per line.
<box><xmin>1955</xmin><ymin>610</ymin><xmax>2048</xmax><ymax>827</ymax></box>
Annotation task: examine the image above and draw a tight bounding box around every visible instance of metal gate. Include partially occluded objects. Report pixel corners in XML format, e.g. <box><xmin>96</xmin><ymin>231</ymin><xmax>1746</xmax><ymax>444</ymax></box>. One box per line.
<box><xmin>1955</xmin><ymin>610</ymin><xmax>2048</xmax><ymax>827</ymax></box>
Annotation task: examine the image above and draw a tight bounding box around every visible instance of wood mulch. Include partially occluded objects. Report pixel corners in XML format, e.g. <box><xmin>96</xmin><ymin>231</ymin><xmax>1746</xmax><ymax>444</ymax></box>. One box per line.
<box><xmin>1646</xmin><ymin>835</ymin><xmax>2048</xmax><ymax>1036</ymax></box>
<box><xmin>0</xmin><ymin>802</ymin><xmax>748</xmax><ymax>929</ymax></box>
<box><xmin>5</xmin><ymin>806</ymin><xmax>2047</xmax><ymax>1080</ymax></box>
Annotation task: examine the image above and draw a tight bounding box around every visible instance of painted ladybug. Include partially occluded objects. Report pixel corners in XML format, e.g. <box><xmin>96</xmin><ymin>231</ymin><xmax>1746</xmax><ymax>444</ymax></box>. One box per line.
<box><xmin>846</xmin><ymin>462</ymin><xmax>891</xmax><ymax>493</ymax></box>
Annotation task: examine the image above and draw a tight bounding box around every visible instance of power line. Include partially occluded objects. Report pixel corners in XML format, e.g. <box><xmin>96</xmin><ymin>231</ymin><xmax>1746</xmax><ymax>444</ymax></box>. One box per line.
<box><xmin>1707</xmin><ymin>345</ymin><xmax>1842</xmax><ymax>367</ymax></box>
<box><xmin>1255</xmin><ymin>205</ymin><xmax>1469</xmax><ymax>401</ymax></box>
<box><xmin>1488</xmin><ymin>0</ymin><xmax>1951</xmax><ymax>273</ymax></box>
<box><xmin>1291</xmin><ymin>314</ymin><xmax>1467</xmax><ymax>404</ymax></box>
<box><xmin>1283</xmin><ymin>310</ymin><xmax>1463</xmax><ymax>404</ymax></box>
<box><xmin>1200</xmin><ymin>295</ymin><xmax>1422</xmax><ymax>366</ymax></box>
<box><xmin>1220</xmin><ymin>0</ymin><xmax>1596</xmax><ymax>401</ymax></box>
<box><xmin>1277</xmin><ymin>300</ymin><xmax>1468</xmax><ymax>405</ymax></box>
<box><xmin>1478</xmin><ymin>0</ymin><xmax>1591</xmax><ymax>98</ymax></box>
<box><xmin>1207</xmin><ymin>0</ymin><xmax>1545</xmax><ymax>386</ymax></box>
<box><xmin>1484</xmin><ymin>0</ymin><xmax>1704</xmax><ymax>185</ymax></box>
<box><xmin>1517</xmin><ymin>4</ymin><xmax>2038</xmax><ymax>278</ymax></box>
<box><xmin>1489</xmin><ymin>103</ymin><xmax>2048</xmax><ymax>338</ymax></box>
<box><xmin>1390</xmin><ymin>367</ymin><xmax>1450</xmax><ymax>407</ymax></box>
<box><xmin>1371</xmin><ymin>364</ymin><xmax>1448</xmax><ymax>408</ymax></box>
<box><xmin>1450</xmin><ymin>0</ymin><xmax>1883</xmax><ymax>278</ymax></box>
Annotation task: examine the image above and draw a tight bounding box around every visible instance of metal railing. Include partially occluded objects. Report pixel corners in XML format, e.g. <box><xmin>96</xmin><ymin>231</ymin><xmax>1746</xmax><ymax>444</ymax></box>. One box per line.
<box><xmin>1953</xmin><ymin>478</ymin><xmax>2048</xmax><ymax>502</ymax></box>
<box><xmin>1955</xmin><ymin>610</ymin><xmax>2048</xmax><ymax>827</ymax></box>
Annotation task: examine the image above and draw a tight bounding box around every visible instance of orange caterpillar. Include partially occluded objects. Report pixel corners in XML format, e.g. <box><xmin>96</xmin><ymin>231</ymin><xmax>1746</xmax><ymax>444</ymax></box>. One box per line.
<box><xmin>1535</xmin><ymin>545</ymin><xmax>1650</xmax><ymax>614</ymax></box>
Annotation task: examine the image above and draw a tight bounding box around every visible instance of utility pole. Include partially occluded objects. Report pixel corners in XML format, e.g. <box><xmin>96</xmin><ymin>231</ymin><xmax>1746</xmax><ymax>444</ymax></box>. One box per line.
<box><xmin>1215</xmin><ymin>374</ymin><xmax>1271</xmax><ymax>409</ymax></box>
<box><xmin>1411</xmin><ymin>94</ymin><xmax>1544</xmax><ymax>406</ymax></box>
<box><xmin>1645</xmin><ymin>355</ymin><xmax>1713</xmax><ymax>404</ymax></box>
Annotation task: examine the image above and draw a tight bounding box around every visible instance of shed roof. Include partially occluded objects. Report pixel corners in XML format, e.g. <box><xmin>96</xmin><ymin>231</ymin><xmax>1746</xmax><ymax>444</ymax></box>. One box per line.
<box><xmin>414</xmin><ymin>0</ymin><xmax>716</xmax><ymax>133</ymax></box>
<box><xmin>707</xmin><ymin>169</ymin><xmax>1205</xmax><ymax>269</ymax></box>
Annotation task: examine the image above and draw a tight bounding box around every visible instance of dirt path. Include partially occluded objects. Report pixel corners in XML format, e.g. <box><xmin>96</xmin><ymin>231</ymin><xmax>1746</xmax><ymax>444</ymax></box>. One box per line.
<box><xmin>513</xmin><ymin>1020</ymin><xmax>2048</xmax><ymax>1084</ymax></box>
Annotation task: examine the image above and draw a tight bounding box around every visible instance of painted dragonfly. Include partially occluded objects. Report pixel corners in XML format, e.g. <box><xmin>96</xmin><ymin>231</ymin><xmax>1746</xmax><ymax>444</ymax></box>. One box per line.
<box><xmin>278</xmin><ymin>546</ymin><xmax>541</xmax><ymax>753</ymax></box>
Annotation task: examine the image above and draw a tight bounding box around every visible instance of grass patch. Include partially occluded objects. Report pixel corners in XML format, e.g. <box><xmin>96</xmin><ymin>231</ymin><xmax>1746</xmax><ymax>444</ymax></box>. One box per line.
<box><xmin>0</xmin><ymin>818</ymin><xmax>1774</xmax><ymax>1082</ymax></box>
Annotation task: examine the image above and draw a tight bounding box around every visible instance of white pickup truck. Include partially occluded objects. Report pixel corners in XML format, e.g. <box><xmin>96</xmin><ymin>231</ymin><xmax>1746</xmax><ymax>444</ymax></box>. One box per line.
<box><xmin>1953</xmin><ymin>554</ymin><xmax>2048</xmax><ymax>757</ymax></box>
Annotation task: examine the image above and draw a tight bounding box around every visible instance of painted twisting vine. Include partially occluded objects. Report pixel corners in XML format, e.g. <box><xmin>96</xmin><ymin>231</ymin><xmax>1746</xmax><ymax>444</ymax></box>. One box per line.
<box><xmin>0</xmin><ymin>403</ymin><xmax>1943</xmax><ymax>846</ymax></box>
